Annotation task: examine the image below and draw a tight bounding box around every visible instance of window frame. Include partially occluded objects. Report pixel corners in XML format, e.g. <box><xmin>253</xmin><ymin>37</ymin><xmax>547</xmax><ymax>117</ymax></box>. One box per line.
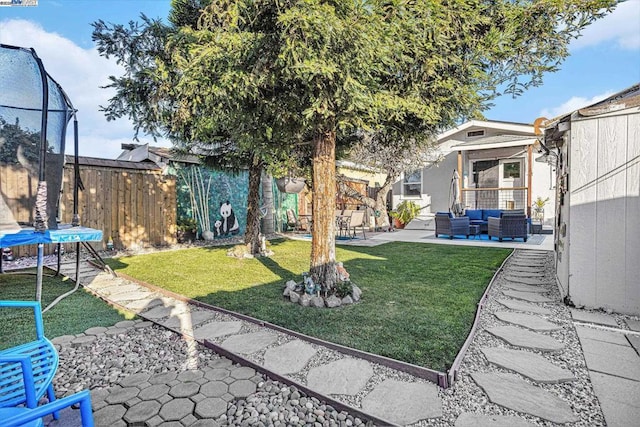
<box><xmin>402</xmin><ymin>169</ymin><xmax>423</xmax><ymax>197</ymax></box>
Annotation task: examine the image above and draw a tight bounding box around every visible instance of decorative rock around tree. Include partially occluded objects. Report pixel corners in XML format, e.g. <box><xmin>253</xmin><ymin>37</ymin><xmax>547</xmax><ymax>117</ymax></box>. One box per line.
<box><xmin>283</xmin><ymin>264</ymin><xmax>361</xmax><ymax>309</ymax></box>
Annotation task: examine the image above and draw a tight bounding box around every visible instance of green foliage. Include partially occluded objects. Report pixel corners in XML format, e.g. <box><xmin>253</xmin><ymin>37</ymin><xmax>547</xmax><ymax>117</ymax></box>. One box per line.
<box><xmin>169</xmin><ymin>0</ymin><xmax>212</xmax><ymax>29</ymax></box>
<box><xmin>334</xmin><ymin>280</ymin><xmax>353</xmax><ymax>299</ymax></box>
<box><xmin>94</xmin><ymin>0</ymin><xmax>615</xmax><ymax>173</ymax></box>
<box><xmin>390</xmin><ymin>200</ymin><xmax>421</xmax><ymax>225</ymax></box>
<box><xmin>534</xmin><ymin>196</ymin><xmax>550</xmax><ymax>209</ymax></box>
<box><xmin>105</xmin><ymin>239</ymin><xmax>510</xmax><ymax>370</ymax></box>
<box><xmin>0</xmin><ymin>117</ymin><xmax>42</xmax><ymax>165</ymax></box>
<box><xmin>177</xmin><ymin>216</ymin><xmax>197</xmax><ymax>232</ymax></box>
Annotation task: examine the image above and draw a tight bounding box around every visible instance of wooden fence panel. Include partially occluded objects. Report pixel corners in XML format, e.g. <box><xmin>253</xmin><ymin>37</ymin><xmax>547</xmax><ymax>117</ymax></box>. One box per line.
<box><xmin>0</xmin><ymin>165</ymin><xmax>37</xmax><ymax>226</ymax></box>
<box><xmin>3</xmin><ymin>164</ymin><xmax>176</xmax><ymax>257</ymax></box>
<box><xmin>64</xmin><ymin>164</ymin><xmax>177</xmax><ymax>251</ymax></box>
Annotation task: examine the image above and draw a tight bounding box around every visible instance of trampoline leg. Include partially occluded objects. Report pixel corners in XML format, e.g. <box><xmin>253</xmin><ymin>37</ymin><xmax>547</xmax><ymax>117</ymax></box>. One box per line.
<box><xmin>35</xmin><ymin>243</ymin><xmax>44</xmax><ymax>303</ymax></box>
<box><xmin>75</xmin><ymin>242</ymin><xmax>81</xmax><ymax>283</ymax></box>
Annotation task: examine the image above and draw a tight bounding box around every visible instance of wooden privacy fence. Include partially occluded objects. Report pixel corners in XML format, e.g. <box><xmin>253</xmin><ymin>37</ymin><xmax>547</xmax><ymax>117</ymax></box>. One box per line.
<box><xmin>1</xmin><ymin>158</ymin><xmax>177</xmax><ymax>257</ymax></box>
<box><xmin>60</xmin><ymin>159</ymin><xmax>177</xmax><ymax>251</ymax></box>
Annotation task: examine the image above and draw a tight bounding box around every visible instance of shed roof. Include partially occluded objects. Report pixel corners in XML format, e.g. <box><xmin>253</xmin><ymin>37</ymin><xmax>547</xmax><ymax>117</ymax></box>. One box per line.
<box><xmin>118</xmin><ymin>143</ymin><xmax>200</xmax><ymax>166</ymax></box>
<box><xmin>64</xmin><ymin>155</ymin><xmax>161</xmax><ymax>171</ymax></box>
<box><xmin>577</xmin><ymin>83</ymin><xmax>640</xmax><ymax>117</ymax></box>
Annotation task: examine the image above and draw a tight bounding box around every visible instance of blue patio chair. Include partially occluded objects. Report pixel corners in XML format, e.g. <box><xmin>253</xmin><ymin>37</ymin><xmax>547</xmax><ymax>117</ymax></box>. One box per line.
<box><xmin>434</xmin><ymin>212</ymin><xmax>470</xmax><ymax>239</ymax></box>
<box><xmin>0</xmin><ymin>389</ymin><xmax>93</xmax><ymax>427</ymax></box>
<box><xmin>0</xmin><ymin>301</ymin><xmax>60</xmax><ymax>419</ymax></box>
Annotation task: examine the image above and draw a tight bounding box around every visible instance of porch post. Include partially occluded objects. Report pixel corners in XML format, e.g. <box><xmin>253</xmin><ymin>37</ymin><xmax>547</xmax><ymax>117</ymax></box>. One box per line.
<box><xmin>457</xmin><ymin>151</ymin><xmax>463</xmax><ymax>202</ymax></box>
<box><xmin>527</xmin><ymin>145</ymin><xmax>533</xmax><ymax>216</ymax></box>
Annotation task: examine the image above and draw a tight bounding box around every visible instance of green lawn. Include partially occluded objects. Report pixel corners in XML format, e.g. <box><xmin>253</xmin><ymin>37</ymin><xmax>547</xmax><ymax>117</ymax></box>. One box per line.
<box><xmin>106</xmin><ymin>239</ymin><xmax>509</xmax><ymax>372</ymax></box>
<box><xmin>0</xmin><ymin>270</ymin><xmax>134</xmax><ymax>350</ymax></box>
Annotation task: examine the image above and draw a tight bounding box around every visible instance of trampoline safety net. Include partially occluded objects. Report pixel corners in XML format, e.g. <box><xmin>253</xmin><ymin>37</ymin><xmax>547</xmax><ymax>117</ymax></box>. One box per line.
<box><xmin>0</xmin><ymin>44</ymin><xmax>74</xmax><ymax>232</ymax></box>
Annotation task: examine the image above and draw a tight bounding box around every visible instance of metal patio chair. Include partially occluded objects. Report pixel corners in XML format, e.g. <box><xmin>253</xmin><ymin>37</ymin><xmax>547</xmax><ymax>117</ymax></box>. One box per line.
<box><xmin>1</xmin><ymin>301</ymin><xmax>59</xmax><ymax>417</ymax></box>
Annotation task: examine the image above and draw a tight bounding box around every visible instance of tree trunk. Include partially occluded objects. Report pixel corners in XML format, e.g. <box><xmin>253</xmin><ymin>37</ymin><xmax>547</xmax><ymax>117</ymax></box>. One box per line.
<box><xmin>310</xmin><ymin>130</ymin><xmax>337</xmax><ymax>291</ymax></box>
<box><xmin>374</xmin><ymin>179</ymin><xmax>394</xmax><ymax>230</ymax></box>
<box><xmin>261</xmin><ymin>172</ymin><xmax>275</xmax><ymax>234</ymax></box>
<box><xmin>244</xmin><ymin>157</ymin><xmax>263</xmax><ymax>254</ymax></box>
<box><xmin>336</xmin><ymin>174</ymin><xmax>394</xmax><ymax>230</ymax></box>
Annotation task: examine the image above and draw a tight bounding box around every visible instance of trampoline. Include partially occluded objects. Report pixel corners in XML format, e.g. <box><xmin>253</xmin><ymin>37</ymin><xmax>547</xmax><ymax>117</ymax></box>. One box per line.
<box><xmin>0</xmin><ymin>44</ymin><xmax>103</xmax><ymax>309</ymax></box>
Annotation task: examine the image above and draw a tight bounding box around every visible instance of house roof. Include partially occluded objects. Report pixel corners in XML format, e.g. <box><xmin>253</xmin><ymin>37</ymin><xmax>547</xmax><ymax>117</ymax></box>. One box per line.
<box><xmin>437</xmin><ymin>119</ymin><xmax>533</xmax><ymax>142</ymax></box>
<box><xmin>451</xmin><ymin>134</ymin><xmax>538</xmax><ymax>151</ymax></box>
<box><xmin>336</xmin><ymin>160</ymin><xmax>384</xmax><ymax>174</ymax></box>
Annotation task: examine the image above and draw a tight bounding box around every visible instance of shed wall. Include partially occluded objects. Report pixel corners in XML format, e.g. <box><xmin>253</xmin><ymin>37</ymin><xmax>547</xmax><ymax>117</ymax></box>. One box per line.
<box><xmin>567</xmin><ymin>111</ymin><xmax>640</xmax><ymax>315</ymax></box>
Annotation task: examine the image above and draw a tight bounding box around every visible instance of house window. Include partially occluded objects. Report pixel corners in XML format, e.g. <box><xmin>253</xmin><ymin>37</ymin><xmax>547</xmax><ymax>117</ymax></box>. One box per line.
<box><xmin>503</xmin><ymin>162</ymin><xmax>521</xmax><ymax>179</ymax></box>
<box><xmin>403</xmin><ymin>170</ymin><xmax>422</xmax><ymax>197</ymax></box>
<box><xmin>467</xmin><ymin>130</ymin><xmax>485</xmax><ymax>138</ymax></box>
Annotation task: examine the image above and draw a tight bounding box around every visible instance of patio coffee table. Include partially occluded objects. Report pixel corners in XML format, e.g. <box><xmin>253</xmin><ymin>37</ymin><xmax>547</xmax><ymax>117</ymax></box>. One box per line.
<box><xmin>469</xmin><ymin>224</ymin><xmax>481</xmax><ymax>239</ymax></box>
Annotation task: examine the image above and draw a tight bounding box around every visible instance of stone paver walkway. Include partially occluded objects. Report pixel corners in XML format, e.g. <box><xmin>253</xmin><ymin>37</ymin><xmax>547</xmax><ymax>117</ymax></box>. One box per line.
<box><xmin>465</xmin><ymin>250</ymin><xmax>583</xmax><ymax>424</ymax></box>
<box><xmin>64</xmin><ymin>263</ymin><xmax>439</xmax><ymax>426</ymax></box>
<box><xmin>52</xmin><ymin>246</ymin><xmax>640</xmax><ymax>426</ymax></box>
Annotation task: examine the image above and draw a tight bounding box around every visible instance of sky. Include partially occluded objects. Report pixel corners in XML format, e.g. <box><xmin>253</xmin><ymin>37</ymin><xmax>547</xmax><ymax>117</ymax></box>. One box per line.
<box><xmin>0</xmin><ymin>0</ymin><xmax>639</xmax><ymax>159</ymax></box>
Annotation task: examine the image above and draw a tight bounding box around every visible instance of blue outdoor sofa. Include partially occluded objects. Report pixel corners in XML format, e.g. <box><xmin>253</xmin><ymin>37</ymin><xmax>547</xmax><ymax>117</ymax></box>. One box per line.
<box><xmin>463</xmin><ymin>209</ymin><xmax>531</xmax><ymax>233</ymax></box>
<box><xmin>463</xmin><ymin>209</ymin><xmax>506</xmax><ymax>233</ymax></box>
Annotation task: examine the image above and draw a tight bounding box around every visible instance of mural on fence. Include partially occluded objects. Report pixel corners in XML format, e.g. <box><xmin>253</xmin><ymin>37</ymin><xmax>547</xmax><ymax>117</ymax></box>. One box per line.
<box><xmin>172</xmin><ymin>164</ymin><xmax>248</xmax><ymax>239</ymax></box>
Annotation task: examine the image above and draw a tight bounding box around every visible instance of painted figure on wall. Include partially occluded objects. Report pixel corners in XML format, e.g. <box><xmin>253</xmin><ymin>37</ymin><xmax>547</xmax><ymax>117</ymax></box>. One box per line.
<box><xmin>216</xmin><ymin>201</ymin><xmax>240</xmax><ymax>237</ymax></box>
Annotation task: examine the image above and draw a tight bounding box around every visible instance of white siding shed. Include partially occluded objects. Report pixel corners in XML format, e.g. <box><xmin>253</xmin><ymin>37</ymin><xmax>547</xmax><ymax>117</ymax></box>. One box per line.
<box><xmin>545</xmin><ymin>85</ymin><xmax>640</xmax><ymax>315</ymax></box>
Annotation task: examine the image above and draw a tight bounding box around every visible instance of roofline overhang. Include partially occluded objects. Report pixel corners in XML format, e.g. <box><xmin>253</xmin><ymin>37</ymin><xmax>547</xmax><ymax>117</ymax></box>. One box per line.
<box><xmin>451</xmin><ymin>138</ymin><xmax>538</xmax><ymax>152</ymax></box>
<box><xmin>437</xmin><ymin>120</ymin><xmax>534</xmax><ymax>141</ymax></box>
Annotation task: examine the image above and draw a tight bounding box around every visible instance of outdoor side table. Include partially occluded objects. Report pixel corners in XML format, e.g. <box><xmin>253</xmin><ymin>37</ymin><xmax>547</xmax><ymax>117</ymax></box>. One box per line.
<box><xmin>469</xmin><ymin>224</ymin><xmax>481</xmax><ymax>239</ymax></box>
<box><xmin>530</xmin><ymin>222</ymin><xmax>543</xmax><ymax>234</ymax></box>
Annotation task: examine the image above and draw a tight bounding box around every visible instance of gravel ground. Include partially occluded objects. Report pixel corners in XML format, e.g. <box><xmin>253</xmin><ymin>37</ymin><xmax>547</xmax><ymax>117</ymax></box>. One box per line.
<box><xmin>53</xmin><ymin>322</ymin><xmax>374</xmax><ymax>426</ymax></box>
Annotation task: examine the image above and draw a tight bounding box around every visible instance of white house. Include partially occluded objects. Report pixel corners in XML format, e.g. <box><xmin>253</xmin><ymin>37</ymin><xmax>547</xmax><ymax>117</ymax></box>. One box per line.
<box><xmin>543</xmin><ymin>84</ymin><xmax>640</xmax><ymax>315</ymax></box>
<box><xmin>392</xmin><ymin>120</ymin><xmax>556</xmax><ymax>223</ymax></box>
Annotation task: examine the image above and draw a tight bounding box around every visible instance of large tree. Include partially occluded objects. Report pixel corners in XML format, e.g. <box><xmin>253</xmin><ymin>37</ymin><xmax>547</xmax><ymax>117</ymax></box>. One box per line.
<box><xmin>92</xmin><ymin>0</ymin><xmax>288</xmax><ymax>255</ymax></box>
<box><xmin>98</xmin><ymin>0</ymin><xmax>614</xmax><ymax>291</ymax></box>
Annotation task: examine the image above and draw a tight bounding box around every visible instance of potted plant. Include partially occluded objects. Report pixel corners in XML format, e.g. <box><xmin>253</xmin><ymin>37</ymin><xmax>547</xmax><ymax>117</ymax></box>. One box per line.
<box><xmin>389</xmin><ymin>200</ymin><xmax>420</xmax><ymax>229</ymax></box>
<box><xmin>533</xmin><ymin>196</ymin><xmax>550</xmax><ymax>221</ymax></box>
<box><xmin>177</xmin><ymin>217</ymin><xmax>198</xmax><ymax>243</ymax></box>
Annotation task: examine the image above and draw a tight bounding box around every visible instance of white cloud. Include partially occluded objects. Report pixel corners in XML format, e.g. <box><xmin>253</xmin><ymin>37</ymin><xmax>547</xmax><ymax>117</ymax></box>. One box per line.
<box><xmin>539</xmin><ymin>90</ymin><xmax>617</xmax><ymax>119</ymax></box>
<box><xmin>0</xmin><ymin>19</ymin><xmax>170</xmax><ymax>159</ymax></box>
<box><xmin>571</xmin><ymin>0</ymin><xmax>640</xmax><ymax>50</ymax></box>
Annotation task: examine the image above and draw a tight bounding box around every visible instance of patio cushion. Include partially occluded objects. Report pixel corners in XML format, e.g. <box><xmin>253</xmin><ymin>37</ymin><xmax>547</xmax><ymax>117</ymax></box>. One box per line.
<box><xmin>465</xmin><ymin>210</ymin><xmax>483</xmax><ymax>221</ymax></box>
<box><xmin>483</xmin><ymin>209</ymin><xmax>503</xmax><ymax>220</ymax></box>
